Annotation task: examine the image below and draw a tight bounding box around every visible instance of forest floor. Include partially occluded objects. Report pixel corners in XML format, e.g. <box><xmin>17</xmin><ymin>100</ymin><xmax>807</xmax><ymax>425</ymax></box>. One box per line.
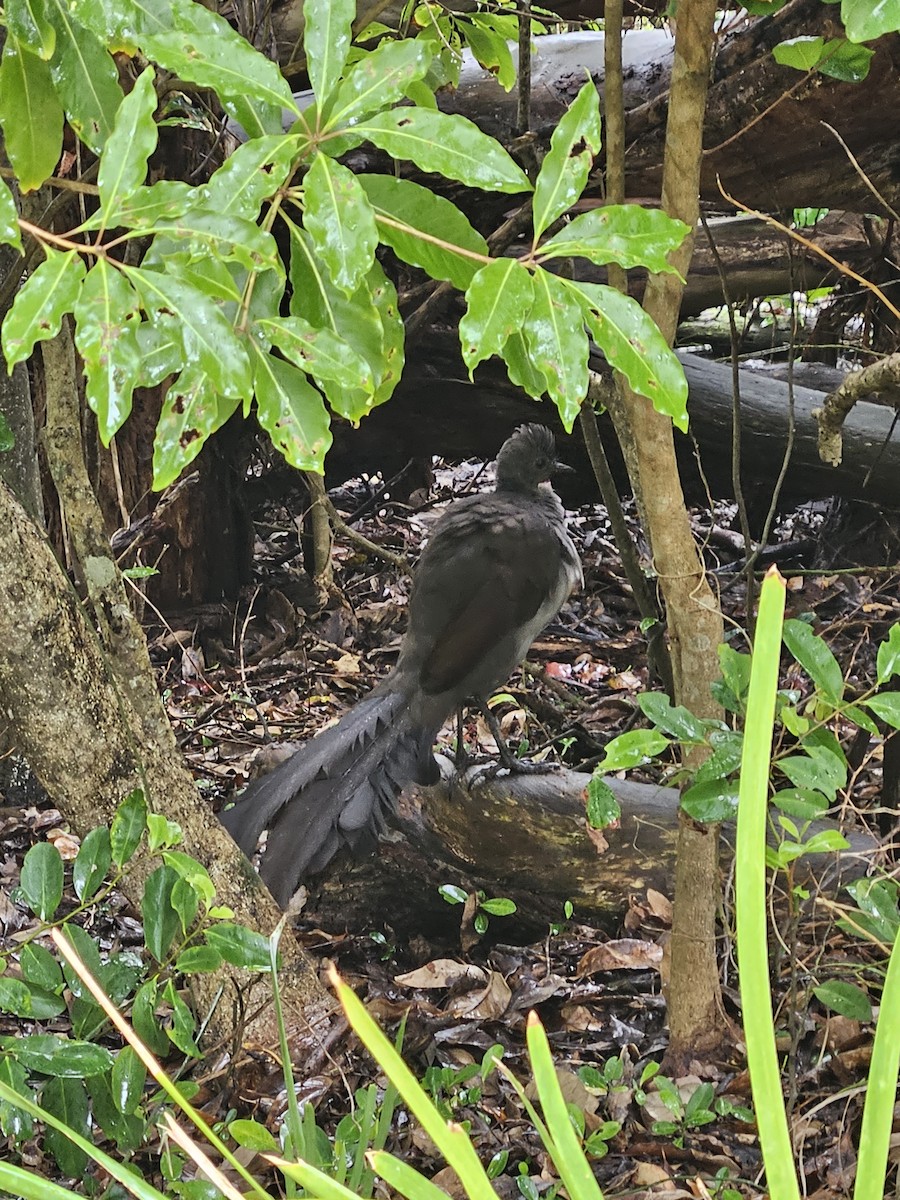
<box><xmin>2</xmin><ymin>447</ymin><xmax>899</xmax><ymax>1198</ymax></box>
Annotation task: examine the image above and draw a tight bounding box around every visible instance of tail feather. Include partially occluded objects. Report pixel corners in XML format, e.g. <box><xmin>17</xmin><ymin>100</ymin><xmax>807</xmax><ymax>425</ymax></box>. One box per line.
<box><xmin>220</xmin><ymin>689</ymin><xmax>436</xmax><ymax>906</ymax></box>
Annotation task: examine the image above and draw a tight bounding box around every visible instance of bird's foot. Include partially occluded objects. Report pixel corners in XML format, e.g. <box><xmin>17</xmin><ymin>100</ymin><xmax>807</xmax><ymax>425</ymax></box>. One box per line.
<box><xmin>474</xmin><ymin>755</ymin><xmax>561</xmax><ymax>782</ymax></box>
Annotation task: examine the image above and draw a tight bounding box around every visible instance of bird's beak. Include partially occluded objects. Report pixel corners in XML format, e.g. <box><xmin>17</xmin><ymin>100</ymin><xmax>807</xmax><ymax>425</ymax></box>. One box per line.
<box><xmin>553</xmin><ymin>460</ymin><xmax>576</xmax><ymax>475</ymax></box>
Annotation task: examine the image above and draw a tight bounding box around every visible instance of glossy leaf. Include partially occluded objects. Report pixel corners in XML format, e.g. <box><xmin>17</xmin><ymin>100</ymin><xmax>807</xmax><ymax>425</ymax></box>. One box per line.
<box><xmin>109</xmin><ymin>788</ymin><xmax>147</xmax><ymax>866</ymax></box>
<box><xmin>464</xmin><ymin>16</ymin><xmax>516</xmax><ymax>91</ymax></box>
<box><xmin>0</xmin><ymin>976</ymin><xmax>56</xmax><ymax>1018</ymax></box>
<box><xmin>8</xmin><ymin>0</ymin><xmax>56</xmax><ymax>58</ymax></box>
<box><xmin>86</xmin><ymin>1071</ymin><xmax>144</xmax><ymax>1152</ymax></box>
<box><xmin>532</xmin><ymin>79</ymin><xmax>601</xmax><ymax>240</ymax></box>
<box><xmin>97</xmin><ymin>64</ymin><xmax>158</xmax><ymax>221</ymax></box>
<box><xmin>0</xmin><ymin>1034</ymin><xmax>114</xmax><ymax>1076</ymax></box>
<box><xmin>74</xmin><ymin>260</ymin><xmax>142</xmax><ymax>443</ymax></box>
<box><xmin>175</xmin><ymin>945</ymin><xmax>223</xmax><ymax>973</ymax></box>
<box><xmin>69</xmin><ymin>0</ymin><xmax>172</xmax><ymax>44</ymax></box>
<box><xmin>771</xmin><ymin>788</ymin><xmax>829</xmax><ymax>820</ymax></box>
<box><xmin>19</xmin><ymin>842</ymin><xmax>63</xmax><ymax>921</ymax></box>
<box><xmin>681</xmin><ymin>777</ymin><xmax>741</xmax><ymax>822</ymax></box>
<box><xmin>2</xmin><ymin>248</ymin><xmax>85</xmax><ymax>370</ymax></box>
<box><xmin>521</xmin><ymin>268</ymin><xmax>588</xmax><ymax>430</ymax></box>
<box><xmin>105</xmin><ymin>178</ymin><xmax>197</xmax><ymax>228</ymax></box>
<box><xmin>841</xmin><ymin>0</ymin><xmax>900</xmax><ymax>42</ymax></box>
<box><xmin>304</xmin><ymin>152</ymin><xmax>378</xmax><ymax>295</ymax></box>
<box><xmin>694</xmin><ymin>730</ymin><xmax>745</xmax><ymax>783</ymax></box>
<box><xmin>230</xmin><ymin>1117</ymin><xmax>280</xmax><ymax>1152</ymax></box>
<box><xmin>502</xmin><ymin>329</ymin><xmax>550</xmax><ymax>399</ymax></box>
<box><xmin>59</xmin><ymin>924</ymin><xmax>103</xmax><ymax>1002</ymax></box>
<box><xmin>586</xmin><ymin>776</ymin><xmax>621</xmax><ymax>828</ymax></box>
<box><xmin>864</xmin><ymin>692</ymin><xmax>900</xmax><ymax>729</ymax></box>
<box><xmin>773</xmin><ymin>35</ymin><xmax>826</xmax><ymax>72</ymax></box>
<box><xmin>638</xmin><ymin>692</ymin><xmax>710</xmax><ymax>743</ymax></box>
<box><xmin>568</xmin><ymin>279</ymin><xmax>689</xmax><ymax>431</ymax></box>
<box><xmin>305</xmin><ymin>0</ymin><xmax>353</xmax><ymax>113</ymax></box>
<box><xmin>201</xmin><ymin>133</ymin><xmax>300</xmax><ymax>220</ymax></box>
<box><xmin>817</xmin><ymin>38</ymin><xmax>873</xmax><ymax>83</ymax></box>
<box><xmin>205</xmin><ymin>922</ymin><xmax>272</xmax><ymax>971</ymax></box>
<box><xmin>130</xmin><ymin>979</ymin><xmax>169</xmax><ymax>1056</ymax></box>
<box><xmin>0</xmin><ymin>37</ymin><xmax>63</xmax><ymax>191</ymax></box>
<box><xmin>813</xmin><ymin>979</ymin><xmax>872</xmax><ymax>1021</ymax></box>
<box><xmin>0</xmin><ymin>1058</ymin><xmax>35</xmax><ymax>1141</ymax></box>
<box><xmin>43</xmin><ymin>1076</ymin><xmax>90</xmax><ymax>1177</ymax></box>
<box><xmin>152</xmin><ymin>368</ymin><xmax>241</xmax><ymax>489</ymax></box>
<box><xmin>782</xmin><ymin>619</ymin><xmax>844</xmax><ymax>703</ymax></box>
<box><xmin>596</xmin><ymin>728</ymin><xmax>670</xmax><ymax>772</ymax></box>
<box><xmin>541</xmin><ymin>205</ymin><xmax>689</xmax><ymax>274</ymax></box>
<box><xmin>0</xmin><ymin>179</ymin><xmax>23</xmax><ymax>254</ymax></box>
<box><xmin>350</xmin><ymin>108</ymin><xmax>531</xmax><ymax>194</ymax></box>
<box><xmin>877</xmin><ymin>624</ymin><xmax>900</xmax><ymax>683</ymax></box>
<box><xmin>111</xmin><ymin>1045</ymin><xmax>146</xmax><ymax>1116</ymax></box>
<box><xmin>19</xmin><ymin>943</ymin><xmax>63</xmax><ymax>993</ymax></box>
<box><xmin>72</xmin><ymin>825</ymin><xmax>112</xmax><ymax>901</ymax></box>
<box><xmin>326</xmin><ymin>38</ymin><xmax>433</xmax><ymax>132</ymax></box>
<box><xmin>45</xmin><ymin>0</ymin><xmax>122</xmax><ymax>152</ymax></box>
<box><xmin>144</xmin><ymin>210</ymin><xmax>280</xmax><ymax>271</ymax></box>
<box><xmin>778</xmin><ymin>748</ymin><xmax>846</xmax><ymax>801</ymax></box>
<box><xmin>163</xmin><ymin>979</ymin><xmax>201</xmax><ymax>1057</ymax></box>
<box><xmin>142</xmin><ymin>865</ymin><xmax>180</xmax><ymax>963</ymax></box>
<box><xmin>460</xmin><ymin>258</ymin><xmax>535</xmax><ymax>377</ymax></box>
<box><xmin>251</xmin><ymin>345</ymin><xmax>333</xmax><ymax>472</ymax></box>
<box><xmin>125</xmin><ymin>266</ymin><xmax>252</xmax><ymax>398</ymax></box>
<box><xmin>141</xmin><ymin>0</ymin><xmax>297</xmax><ymax>117</ymax></box>
<box><xmin>360</xmin><ymin>174</ymin><xmax>488</xmax><ymax>289</ymax></box>
<box><xmin>259</xmin><ymin>316</ymin><xmax>375</xmax><ymax>393</ymax></box>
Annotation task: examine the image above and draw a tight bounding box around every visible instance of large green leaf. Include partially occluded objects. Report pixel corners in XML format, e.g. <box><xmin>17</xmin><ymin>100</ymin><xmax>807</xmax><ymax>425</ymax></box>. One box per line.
<box><xmin>72</xmin><ymin>826</ymin><xmax>112</xmax><ymax>902</ymax></box>
<box><xmin>0</xmin><ymin>37</ymin><xmax>64</xmax><ymax>192</ymax></box>
<box><xmin>502</xmin><ymin>329</ymin><xmax>550</xmax><ymax>399</ymax></box>
<box><xmin>251</xmin><ymin>344</ymin><xmax>333</xmax><ymax>472</ymax></box>
<box><xmin>0</xmin><ymin>1034</ymin><xmax>114</xmax><ymax>1076</ymax></box>
<box><xmin>45</xmin><ymin>0</ymin><xmax>122</xmax><ymax>152</ymax></box>
<box><xmin>365</xmin><ymin>262</ymin><xmax>405</xmax><ymax>410</ymax></box>
<box><xmin>359</xmin><ymin>174</ymin><xmax>488</xmax><ymax>289</ymax></box>
<box><xmin>463</xmin><ymin>15</ymin><xmax>516</xmax><ymax>91</ymax></box>
<box><xmin>152</xmin><ymin>367</ymin><xmax>241</xmax><ymax>489</ymax></box>
<box><xmin>8</xmin><ymin>0</ymin><xmax>56</xmax><ymax>59</ymax></box>
<box><xmin>782</xmin><ymin>618</ymin><xmax>844</xmax><ymax>705</ymax></box>
<box><xmin>540</xmin><ymin>205</ymin><xmax>689</xmax><ymax>274</ymax></box>
<box><xmin>43</xmin><ymin>1076</ymin><xmax>90</xmax><ymax>1178</ymax></box>
<box><xmin>567</xmin><ymin>279</ymin><xmax>689</xmax><ymax>431</ymax></box>
<box><xmin>325</xmin><ymin>38</ymin><xmax>433</xmax><ymax>133</ymax></box>
<box><xmin>2</xmin><ymin>248</ymin><xmax>85</xmax><ymax>370</ymax></box>
<box><xmin>258</xmin><ymin>316</ymin><xmax>375</xmax><ymax>393</ymax></box>
<box><xmin>532</xmin><ymin>79</ymin><xmax>601</xmax><ymax>240</ymax></box>
<box><xmin>70</xmin><ymin>0</ymin><xmax>172</xmax><ymax>45</ymax></box>
<box><xmin>142</xmin><ymin>864</ymin><xmax>180</xmax><ymax>963</ymax></box>
<box><xmin>304</xmin><ymin>0</ymin><xmax>353</xmax><ymax>115</ymax></box>
<box><xmin>350</xmin><ymin>108</ymin><xmax>532</xmax><ymax>193</ymax></box>
<box><xmin>109</xmin><ymin>788</ymin><xmax>147</xmax><ymax>866</ymax></box>
<box><xmin>304</xmin><ymin>152</ymin><xmax>378</xmax><ymax>296</ymax></box>
<box><xmin>0</xmin><ymin>179</ymin><xmax>23</xmax><ymax>254</ymax></box>
<box><xmin>141</xmin><ymin>0</ymin><xmax>297</xmax><ymax>116</ymax></box>
<box><xmin>841</xmin><ymin>0</ymin><xmax>900</xmax><ymax>42</ymax></box>
<box><xmin>142</xmin><ymin>211</ymin><xmax>280</xmax><ymax>271</ymax></box>
<box><xmin>201</xmin><ymin>133</ymin><xmax>300</xmax><ymax>220</ymax></box>
<box><xmin>73</xmin><ymin>260</ymin><xmax>142</xmax><ymax>443</ymax></box>
<box><xmin>97</xmin><ymin>64</ymin><xmax>158</xmax><ymax>222</ymax></box>
<box><xmin>0</xmin><ymin>1057</ymin><xmax>35</xmax><ymax>1141</ymax></box>
<box><xmin>521</xmin><ymin>268</ymin><xmax>588</xmax><ymax>430</ymax></box>
<box><xmin>459</xmin><ymin>258</ymin><xmax>535</xmax><ymax>377</ymax></box>
<box><xmin>124</xmin><ymin>266</ymin><xmax>251</xmax><ymax>399</ymax></box>
<box><xmin>100</xmin><ymin>179</ymin><xmax>197</xmax><ymax>228</ymax></box>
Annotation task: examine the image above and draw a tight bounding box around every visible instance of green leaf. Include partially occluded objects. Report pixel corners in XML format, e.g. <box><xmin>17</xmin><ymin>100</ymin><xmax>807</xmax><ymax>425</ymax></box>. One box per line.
<box><xmin>0</xmin><ymin>976</ymin><xmax>43</xmax><ymax>1017</ymax></box>
<box><xmin>205</xmin><ymin>922</ymin><xmax>272</xmax><ymax>971</ymax></box>
<box><xmin>1</xmin><ymin>1034</ymin><xmax>114</xmax><ymax>1076</ymax></box>
<box><xmin>877</xmin><ymin>624</ymin><xmax>900</xmax><ymax>683</ymax></box>
<box><xmin>229</xmin><ymin>1117</ymin><xmax>280</xmax><ymax>1152</ymax></box>
<box><xmin>463</xmin><ymin>16</ymin><xmax>516</xmax><ymax>91</ymax></box>
<box><xmin>140</xmin><ymin>0</ymin><xmax>297</xmax><ymax>116</ymax></box>
<box><xmin>771</xmin><ymin>788</ymin><xmax>829</xmax><ymax>820</ymax></box>
<box><xmin>130</xmin><ymin>979</ymin><xmax>170</xmax><ymax>1056</ymax></box>
<box><xmin>567</xmin><ymin>279</ymin><xmax>689</xmax><ymax>431</ymax></box>
<box><xmin>86</xmin><ymin>1070</ymin><xmax>145</xmax><ymax>1152</ymax></box>
<box><xmin>72</xmin><ymin>825</ymin><xmax>112</xmax><ymax>902</ymax></box>
<box><xmin>502</xmin><ymin>329</ymin><xmax>549</xmax><ymax>399</ymax></box>
<box><xmin>108</xmin><ymin>178</ymin><xmax>197</xmax><ymax>228</ymax></box>
<box><xmin>597</xmin><ymin>728</ymin><xmax>670</xmax><ymax>772</ymax></box>
<box><xmin>145</xmin><ymin>210</ymin><xmax>280</xmax><ymax>271</ymax></box>
<box><xmin>778</xmin><ymin>749</ymin><xmax>846</xmax><ymax>802</ymax></box>
<box><xmin>251</xmin><ymin>345</ymin><xmax>333</xmax><ymax>472</ymax></box>
<box><xmin>152</xmin><ymin>368</ymin><xmax>240</xmax><ymax>489</ymax></box>
<box><xmin>681</xmin><ymin>777</ymin><xmax>741</xmax><ymax>822</ymax></box>
<box><xmin>326</xmin><ymin>38</ymin><xmax>433</xmax><ymax>132</ymax></box>
<box><xmin>0</xmin><ymin>179</ymin><xmax>23</xmax><ymax>254</ymax></box>
<box><xmin>845</xmin><ymin>878</ymin><xmax>900</xmax><ymax>944</ymax></box>
<box><xmin>59</xmin><ymin>924</ymin><xmax>103</xmax><ymax>1003</ymax></box>
<box><xmin>773</xmin><ymin>35</ymin><xmax>826</xmax><ymax>72</ymax></box>
<box><xmin>305</xmin><ymin>0</ymin><xmax>353</xmax><ymax>114</ymax></box>
<box><xmin>1</xmin><ymin>247</ymin><xmax>85</xmax><ymax>369</ymax></box>
<box><xmin>460</xmin><ymin>258</ymin><xmax>535</xmax><ymax>377</ymax></box>
<box><xmin>45</xmin><ymin>0</ymin><xmax>122</xmax><ymax>153</ymax></box>
<box><xmin>813</xmin><ymin>979</ymin><xmax>872</xmax><ymax>1021</ymax></box>
<box><xmin>439</xmin><ymin>884</ymin><xmax>467</xmax><ymax>904</ymax></box>
<box><xmin>171</xmin><ymin>877</ymin><xmax>199</xmax><ymax>934</ymax></box>
<box><xmin>201</xmin><ymin>133</ymin><xmax>300</xmax><ymax>220</ymax></box>
<box><xmin>841</xmin><ymin>0</ymin><xmax>900</xmax><ymax>42</ymax></box>
<box><xmin>20</xmin><ymin>942</ymin><xmax>64</xmax><ymax>993</ymax></box>
<box><xmin>637</xmin><ymin>693</ymin><xmax>710</xmax><ymax>742</ymax></box>
<box><xmin>532</xmin><ymin>79</ymin><xmax>601</xmax><ymax>240</ymax></box>
<box><xmin>163</xmin><ymin>979</ymin><xmax>201</xmax><ymax>1057</ymax></box>
<box><xmin>175</xmin><ymin>945</ymin><xmax>223</xmax><ymax>973</ymax></box>
<box><xmin>142</xmin><ymin>865</ymin><xmax>180</xmax><ymax>963</ymax></box>
<box><xmin>97</xmin><ymin>64</ymin><xmax>157</xmax><ymax>223</ymax></box>
<box><xmin>541</xmin><ymin>205</ymin><xmax>689</xmax><ymax>274</ymax></box>
<box><xmin>350</xmin><ymin>108</ymin><xmax>531</xmax><ymax>194</ymax></box>
<box><xmin>0</xmin><ymin>1057</ymin><xmax>35</xmax><ymax>1140</ymax></box>
<box><xmin>8</xmin><ymin>0</ymin><xmax>56</xmax><ymax>58</ymax></box>
<box><xmin>111</xmin><ymin>1045</ymin><xmax>146</xmax><ymax>1115</ymax></box>
<box><xmin>0</xmin><ymin>37</ymin><xmax>64</xmax><ymax>191</ymax></box>
<box><xmin>864</xmin><ymin>692</ymin><xmax>900</xmax><ymax>729</ymax></box>
<box><xmin>480</xmin><ymin>897</ymin><xmax>516</xmax><ymax>916</ymax></box>
<box><xmin>147</xmin><ymin>811</ymin><xmax>182</xmax><ymax>852</ymax></box>
<box><xmin>43</xmin><ymin>1076</ymin><xmax>90</xmax><ymax>1177</ymax></box>
<box><xmin>586</xmin><ymin>775</ymin><xmax>621</xmax><ymax>828</ymax></box>
<box><xmin>304</xmin><ymin>153</ymin><xmax>378</xmax><ymax>295</ymax></box>
<box><xmin>818</xmin><ymin>38</ymin><xmax>873</xmax><ymax>82</ymax></box>
<box><xmin>73</xmin><ymin>260</ymin><xmax>142</xmax><ymax>443</ymax></box>
<box><xmin>259</xmin><ymin>316</ymin><xmax>375</xmax><ymax>393</ymax></box>
<box><xmin>359</xmin><ymin>174</ymin><xmax>488</xmax><ymax>289</ymax></box>
<box><xmin>521</xmin><ymin>268</ymin><xmax>588</xmax><ymax>429</ymax></box>
<box><xmin>782</xmin><ymin>618</ymin><xmax>844</xmax><ymax>703</ymax></box>
<box><xmin>162</xmin><ymin>850</ymin><xmax>214</xmax><ymax>905</ymax></box>
<box><xmin>110</xmin><ymin>788</ymin><xmax>147</xmax><ymax>866</ymax></box>
<box><xmin>19</xmin><ymin>841</ymin><xmax>64</xmax><ymax>921</ymax></box>
<box><xmin>125</xmin><ymin>266</ymin><xmax>252</xmax><ymax>398</ymax></box>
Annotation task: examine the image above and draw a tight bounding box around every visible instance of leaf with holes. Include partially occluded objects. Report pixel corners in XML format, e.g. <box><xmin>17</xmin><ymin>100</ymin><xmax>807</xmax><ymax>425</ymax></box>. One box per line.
<box><xmin>541</xmin><ymin>205</ymin><xmax>688</xmax><ymax>274</ymax></box>
<box><xmin>2</xmin><ymin>248</ymin><xmax>85</xmax><ymax>370</ymax></box>
<box><xmin>251</xmin><ymin>344</ymin><xmax>333</xmax><ymax>472</ymax></box>
<box><xmin>532</xmin><ymin>79</ymin><xmax>601</xmax><ymax>240</ymax></box>
<box><xmin>304</xmin><ymin>152</ymin><xmax>378</xmax><ymax>295</ymax></box>
<box><xmin>74</xmin><ymin>260</ymin><xmax>142</xmax><ymax>443</ymax></box>
<box><xmin>325</xmin><ymin>38</ymin><xmax>433</xmax><ymax>133</ymax></box>
<box><xmin>460</xmin><ymin>258</ymin><xmax>535</xmax><ymax>377</ymax></box>
<box><xmin>45</xmin><ymin>0</ymin><xmax>122</xmax><ymax>152</ymax></box>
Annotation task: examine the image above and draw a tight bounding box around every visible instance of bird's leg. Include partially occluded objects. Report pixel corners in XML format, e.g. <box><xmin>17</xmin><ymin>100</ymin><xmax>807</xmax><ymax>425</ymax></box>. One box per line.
<box><xmin>477</xmin><ymin>697</ymin><xmax>559</xmax><ymax>776</ymax></box>
<box><xmin>454</xmin><ymin>708</ymin><xmax>470</xmax><ymax>771</ymax></box>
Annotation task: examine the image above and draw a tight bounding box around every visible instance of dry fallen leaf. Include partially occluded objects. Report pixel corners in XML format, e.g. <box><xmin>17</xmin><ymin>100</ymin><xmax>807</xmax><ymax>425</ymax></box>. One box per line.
<box><xmin>446</xmin><ymin>970</ymin><xmax>511</xmax><ymax>1020</ymax></box>
<box><xmin>576</xmin><ymin>938</ymin><xmax>664</xmax><ymax>976</ymax></box>
<box><xmin>395</xmin><ymin>959</ymin><xmax>487</xmax><ymax>989</ymax></box>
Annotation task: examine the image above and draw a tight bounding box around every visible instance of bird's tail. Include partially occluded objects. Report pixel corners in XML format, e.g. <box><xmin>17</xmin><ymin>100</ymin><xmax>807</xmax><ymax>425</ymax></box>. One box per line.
<box><xmin>220</xmin><ymin>688</ymin><xmax>437</xmax><ymax>906</ymax></box>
